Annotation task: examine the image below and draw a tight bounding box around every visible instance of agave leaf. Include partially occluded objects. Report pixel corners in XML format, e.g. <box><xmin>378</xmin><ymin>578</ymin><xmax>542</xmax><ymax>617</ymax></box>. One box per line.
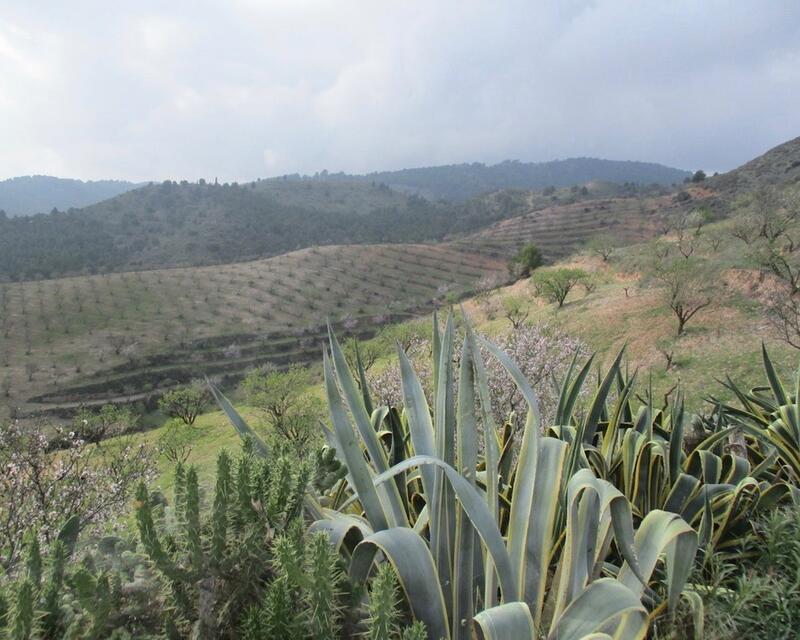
<box><xmin>350</xmin><ymin>527</ymin><xmax>450</xmax><ymax>640</ymax></box>
<box><xmin>600</xmin><ymin>370</ymin><xmax>638</xmax><ymax>465</ymax></box>
<box><xmin>453</xmin><ymin>333</ymin><xmax>479</xmax><ymax>639</ymax></box>
<box><xmin>324</xmin><ymin>350</ymin><xmax>389</xmax><ymax>531</ymax></box>
<box><xmin>678</xmin><ymin>589</ymin><xmax>705</xmax><ymax>640</ymax></box>
<box><xmin>309</xmin><ymin>511</ymin><xmax>370</xmax><ymax>555</ymax></box>
<box><xmin>354</xmin><ymin>339</ymin><xmax>374</xmax><ymax>415</ymax></box>
<box><xmin>479</xmin><ymin>335</ymin><xmax>547</xmax><ymax>603</ymax></box>
<box><xmin>556</xmin><ymin>353</ymin><xmax>595</xmax><ymax>427</ymax></box>
<box><xmin>472</xmin><ymin>602</ymin><xmax>535</xmax><ymax>640</ymax></box>
<box><xmin>373</xmin><ymin>455</ymin><xmax>519</xmax><ymax>603</ymax></box>
<box><xmin>207</xmin><ymin>379</ymin><xmax>269</xmax><ymax>458</ymax></box>
<box><xmin>618</xmin><ymin>509</ymin><xmax>698</xmax><ymax>613</ymax></box>
<box><xmin>580</xmin><ymin>349</ymin><xmax>626</xmax><ymax>447</ymax></box>
<box><xmin>551</xmin><ymin>469</ymin><xmax>644</xmax><ymax>623</ymax></box>
<box><xmin>526</xmin><ymin>437</ymin><xmax>569</xmax><ymax>625</ymax></box>
<box><xmin>328</xmin><ymin>326</ymin><xmax>409</xmax><ymax>527</ymax></box>
<box><xmin>398</xmin><ymin>346</ymin><xmax>437</xmax><ymax>511</ymax></box>
<box><xmin>469</xmin><ymin>327</ymin><xmax>501</xmax><ymax>606</ymax></box>
<box><xmin>668</xmin><ymin>391</ymin><xmax>685</xmax><ymax>484</ymax></box>
<box><xmin>431</xmin><ymin>313</ymin><xmax>457</xmax><ymax>615</ymax></box>
<box><xmin>761</xmin><ymin>342</ymin><xmax>788</xmax><ymax>407</ymax></box>
<box><xmin>57</xmin><ymin>515</ymin><xmax>81</xmax><ymax>556</ymax></box>
<box><xmin>547</xmin><ymin>578</ymin><xmax>648</xmax><ymax>640</ymax></box>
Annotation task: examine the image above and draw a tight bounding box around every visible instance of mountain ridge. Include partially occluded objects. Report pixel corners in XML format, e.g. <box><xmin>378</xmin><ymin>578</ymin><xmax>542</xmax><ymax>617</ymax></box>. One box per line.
<box><xmin>0</xmin><ymin>175</ymin><xmax>141</xmax><ymax>217</ymax></box>
<box><xmin>271</xmin><ymin>156</ymin><xmax>692</xmax><ymax>200</ymax></box>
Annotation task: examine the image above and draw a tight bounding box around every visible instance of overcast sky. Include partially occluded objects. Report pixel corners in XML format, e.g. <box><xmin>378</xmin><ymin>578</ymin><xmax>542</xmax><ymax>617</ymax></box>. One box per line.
<box><xmin>1</xmin><ymin>1</ymin><xmax>799</xmax><ymax>183</ymax></box>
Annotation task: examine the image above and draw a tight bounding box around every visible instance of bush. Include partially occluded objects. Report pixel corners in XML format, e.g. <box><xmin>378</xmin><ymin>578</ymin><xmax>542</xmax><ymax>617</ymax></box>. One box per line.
<box><xmin>531</xmin><ymin>267</ymin><xmax>588</xmax><ymax>307</ymax></box>
<box><xmin>0</xmin><ymin>421</ymin><xmax>154</xmax><ymax>571</ymax></box>
<box><xmin>158</xmin><ymin>382</ymin><xmax>209</xmax><ymax>425</ymax></box>
<box><xmin>507</xmin><ymin>243</ymin><xmax>543</xmax><ymax>278</ymax></box>
<box><xmin>240</xmin><ymin>364</ymin><xmax>325</xmax><ymax>447</ymax></box>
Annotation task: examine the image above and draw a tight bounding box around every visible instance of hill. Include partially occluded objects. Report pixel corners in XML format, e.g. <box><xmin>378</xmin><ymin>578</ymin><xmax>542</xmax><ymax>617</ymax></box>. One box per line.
<box><xmin>455</xmin><ymin>187</ymin><xmax>712</xmax><ymax>261</ymax></box>
<box><xmin>0</xmin><ymin>242</ymin><xmax>507</xmax><ymax>417</ymax></box>
<box><xmin>710</xmin><ymin>135</ymin><xmax>800</xmax><ymax>195</ymax></box>
<box><xmin>0</xmin><ymin>185</ymin><xmax>680</xmax><ymax>416</ymax></box>
<box><xmin>0</xmin><ymin>175</ymin><xmax>139</xmax><ymax>217</ymax></box>
<box><xmin>276</xmin><ymin>157</ymin><xmax>692</xmax><ymax>200</ymax></box>
<box><xmin>0</xmin><ymin>181</ymin><xmax>532</xmax><ymax>281</ymax></box>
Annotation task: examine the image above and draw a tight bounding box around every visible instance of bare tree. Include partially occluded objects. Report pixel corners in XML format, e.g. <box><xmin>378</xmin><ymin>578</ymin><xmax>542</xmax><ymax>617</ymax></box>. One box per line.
<box><xmin>501</xmin><ymin>295</ymin><xmax>530</xmax><ymax>329</ymax></box>
<box><xmin>586</xmin><ymin>233</ymin><xmax>617</xmax><ymax>262</ymax></box>
<box><xmin>646</xmin><ymin>257</ymin><xmax>714</xmax><ymax>336</ymax></box>
<box><xmin>764</xmin><ymin>282</ymin><xmax>800</xmax><ymax>350</ymax></box>
<box><xmin>656</xmin><ymin>337</ymin><xmax>676</xmax><ymax>371</ymax></box>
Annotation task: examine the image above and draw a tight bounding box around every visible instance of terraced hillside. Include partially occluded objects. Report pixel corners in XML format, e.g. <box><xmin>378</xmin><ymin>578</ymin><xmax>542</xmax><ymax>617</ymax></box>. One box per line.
<box><xmin>453</xmin><ymin>189</ymin><xmax>712</xmax><ymax>260</ymax></box>
<box><xmin>0</xmin><ymin>243</ymin><xmax>506</xmax><ymax>417</ymax></box>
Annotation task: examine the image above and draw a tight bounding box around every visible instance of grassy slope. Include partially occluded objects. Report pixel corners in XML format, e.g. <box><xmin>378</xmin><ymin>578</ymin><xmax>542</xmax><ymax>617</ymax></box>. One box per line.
<box><xmin>3</xmin><ymin>184</ymin><xmax>676</xmax><ymax>417</ymax></box>
<box><xmin>0</xmin><ymin>242</ymin><xmax>506</xmax><ymax>416</ymax></box>
<box><xmin>132</xmin><ymin>215</ymin><xmax>797</xmax><ymax>493</ymax></box>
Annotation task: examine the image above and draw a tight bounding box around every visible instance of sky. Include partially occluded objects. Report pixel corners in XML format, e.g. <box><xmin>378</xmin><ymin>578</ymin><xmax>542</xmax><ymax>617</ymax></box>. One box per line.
<box><xmin>1</xmin><ymin>1</ymin><xmax>799</xmax><ymax>183</ymax></box>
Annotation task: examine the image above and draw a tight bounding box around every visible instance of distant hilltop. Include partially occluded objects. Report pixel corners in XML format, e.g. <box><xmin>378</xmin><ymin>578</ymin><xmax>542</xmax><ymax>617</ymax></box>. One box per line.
<box><xmin>0</xmin><ymin>175</ymin><xmax>140</xmax><ymax>217</ymax></box>
<box><xmin>270</xmin><ymin>157</ymin><xmax>692</xmax><ymax>200</ymax></box>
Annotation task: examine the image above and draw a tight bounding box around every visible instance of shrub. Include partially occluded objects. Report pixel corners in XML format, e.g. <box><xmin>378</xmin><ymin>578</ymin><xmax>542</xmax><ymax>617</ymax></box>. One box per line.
<box><xmin>0</xmin><ymin>422</ymin><xmax>154</xmax><ymax>571</ymax></box>
<box><xmin>294</xmin><ymin>317</ymin><xmax>698</xmax><ymax>639</ymax></box>
<box><xmin>158</xmin><ymin>381</ymin><xmax>210</xmax><ymax>425</ymax></box>
<box><xmin>507</xmin><ymin>243</ymin><xmax>543</xmax><ymax>278</ymax></box>
<box><xmin>240</xmin><ymin>364</ymin><xmax>325</xmax><ymax>447</ymax></box>
<box><xmin>135</xmin><ymin>446</ymin><xmax>312</xmax><ymax>638</ymax></box>
<box><xmin>531</xmin><ymin>267</ymin><xmax>588</xmax><ymax>307</ymax></box>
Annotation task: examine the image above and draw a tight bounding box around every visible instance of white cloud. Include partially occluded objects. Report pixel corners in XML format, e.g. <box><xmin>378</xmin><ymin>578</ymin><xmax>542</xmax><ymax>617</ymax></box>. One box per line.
<box><xmin>0</xmin><ymin>0</ymin><xmax>798</xmax><ymax>181</ymax></box>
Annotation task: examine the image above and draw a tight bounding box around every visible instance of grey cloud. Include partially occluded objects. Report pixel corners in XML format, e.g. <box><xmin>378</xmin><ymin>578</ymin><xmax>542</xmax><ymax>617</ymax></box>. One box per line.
<box><xmin>0</xmin><ymin>0</ymin><xmax>798</xmax><ymax>182</ymax></box>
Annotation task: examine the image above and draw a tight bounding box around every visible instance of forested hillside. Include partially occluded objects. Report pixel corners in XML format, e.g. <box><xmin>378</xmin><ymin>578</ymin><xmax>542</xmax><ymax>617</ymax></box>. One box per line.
<box><xmin>278</xmin><ymin>156</ymin><xmax>691</xmax><ymax>200</ymax></box>
<box><xmin>0</xmin><ymin>178</ymin><xmax>671</xmax><ymax>281</ymax></box>
<box><xmin>0</xmin><ymin>175</ymin><xmax>139</xmax><ymax>216</ymax></box>
<box><xmin>0</xmin><ymin>181</ymin><xmax>523</xmax><ymax>280</ymax></box>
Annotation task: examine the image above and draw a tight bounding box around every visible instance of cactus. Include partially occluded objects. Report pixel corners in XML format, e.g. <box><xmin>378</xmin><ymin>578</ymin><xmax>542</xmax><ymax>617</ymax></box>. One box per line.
<box><xmin>365</xmin><ymin>563</ymin><xmax>428</xmax><ymax>640</ymax></box>
<box><xmin>25</xmin><ymin>534</ymin><xmax>42</xmax><ymax>590</ymax></box>
<box><xmin>40</xmin><ymin>540</ymin><xmax>67</xmax><ymax>638</ymax></box>
<box><xmin>304</xmin><ymin>532</ymin><xmax>345</xmax><ymax>639</ymax></box>
<box><xmin>367</xmin><ymin>564</ymin><xmax>400</xmax><ymax>640</ymax></box>
<box><xmin>241</xmin><ymin>530</ymin><xmax>347</xmax><ymax>640</ymax></box>
<box><xmin>10</xmin><ymin>579</ymin><xmax>34</xmax><ymax>640</ymax></box>
<box><xmin>135</xmin><ymin>447</ymin><xmax>313</xmax><ymax>638</ymax></box>
<box><xmin>400</xmin><ymin>621</ymin><xmax>428</xmax><ymax>640</ymax></box>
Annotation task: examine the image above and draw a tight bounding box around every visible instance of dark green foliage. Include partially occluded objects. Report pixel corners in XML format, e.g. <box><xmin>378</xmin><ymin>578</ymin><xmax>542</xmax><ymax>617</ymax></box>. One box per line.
<box><xmin>294</xmin><ymin>157</ymin><xmax>690</xmax><ymax>201</ymax></box>
<box><xmin>304</xmin><ymin>533</ymin><xmax>345</xmax><ymax>639</ymax></box>
<box><xmin>313</xmin><ymin>446</ymin><xmax>347</xmax><ymax>494</ymax></box>
<box><xmin>0</xmin><ymin>181</ymin><xmax>514</xmax><ymax>281</ymax></box>
<box><xmin>657</xmin><ymin>506</ymin><xmax>800</xmax><ymax>639</ymax></box>
<box><xmin>24</xmin><ymin>534</ymin><xmax>42</xmax><ymax>589</ymax></box>
<box><xmin>10</xmin><ymin>580</ymin><xmax>34</xmax><ymax>640</ymax></box>
<box><xmin>531</xmin><ymin>267</ymin><xmax>588</xmax><ymax>307</ymax></box>
<box><xmin>400</xmin><ymin>622</ymin><xmax>428</xmax><ymax>640</ymax></box>
<box><xmin>158</xmin><ymin>383</ymin><xmax>209</xmax><ymax>425</ymax></box>
<box><xmin>508</xmin><ymin>242</ymin><xmax>543</xmax><ymax>278</ymax></box>
<box><xmin>39</xmin><ymin>541</ymin><xmax>67</xmax><ymax>638</ymax></box>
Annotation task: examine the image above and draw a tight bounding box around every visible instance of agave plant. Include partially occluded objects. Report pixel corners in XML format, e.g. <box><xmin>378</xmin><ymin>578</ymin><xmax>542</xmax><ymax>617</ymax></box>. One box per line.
<box><xmin>714</xmin><ymin>344</ymin><xmax>800</xmax><ymax>484</ymax></box>
<box><xmin>549</xmin><ymin>350</ymin><xmax>800</xmax><ymax>557</ymax></box>
<box><xmin>301</xmin><ymin>313</ymin><xmax>697</xmax><ymax>639</ymax></box>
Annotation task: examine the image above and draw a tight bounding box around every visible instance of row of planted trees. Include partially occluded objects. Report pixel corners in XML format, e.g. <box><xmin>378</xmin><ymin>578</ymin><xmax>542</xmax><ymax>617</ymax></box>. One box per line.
<box><xmin>2</xmin><ymin>311</ymin><xmax>800</xmax><ymax>638</ymax></box>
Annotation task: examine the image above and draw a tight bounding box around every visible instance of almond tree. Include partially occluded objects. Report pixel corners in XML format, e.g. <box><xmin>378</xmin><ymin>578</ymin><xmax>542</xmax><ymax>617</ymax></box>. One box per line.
<box><xmin>646</xmin><ymin>256</ymin><xmax>714</xmax><ymax>336</ymax></box>
<box><xmin>0</xmin><ymin>421</ymin><xmax>154</xmax><ymax>570</ymax></box>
